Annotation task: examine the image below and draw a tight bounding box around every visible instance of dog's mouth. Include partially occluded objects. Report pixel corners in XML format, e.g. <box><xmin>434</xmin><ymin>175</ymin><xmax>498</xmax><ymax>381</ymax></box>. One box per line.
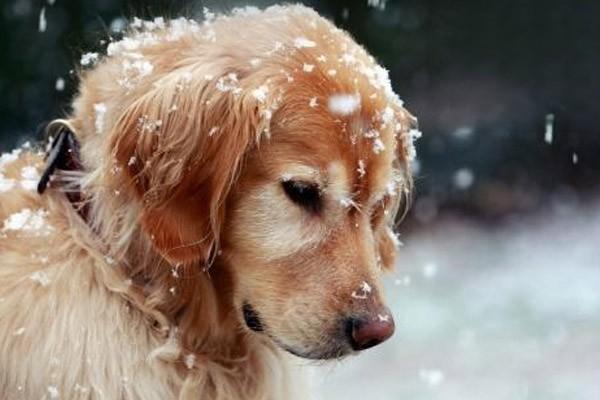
<box><xmin>242</xmin><ymin>302</ymin><xmax>352</xmax><ymax>360</ymax></box>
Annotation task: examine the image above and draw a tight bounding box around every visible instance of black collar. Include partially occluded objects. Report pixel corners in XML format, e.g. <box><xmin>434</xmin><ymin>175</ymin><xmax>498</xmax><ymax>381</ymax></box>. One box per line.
<box><xmin>37</xmin><ymin>121</ymin><xmax>88</xmax><ymax>221</ymax></box>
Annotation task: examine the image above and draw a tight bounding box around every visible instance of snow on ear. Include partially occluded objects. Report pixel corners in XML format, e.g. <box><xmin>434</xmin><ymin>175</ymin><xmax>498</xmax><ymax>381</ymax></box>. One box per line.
<box><xmin>109</xmin><ymin>70</ymin><xmax>271</xmax><ymax>265</ymax></box>
<box><xmin>387</xmin><ymin>104</ymin><xmax>420</xmax><ymax>164</ymax></box>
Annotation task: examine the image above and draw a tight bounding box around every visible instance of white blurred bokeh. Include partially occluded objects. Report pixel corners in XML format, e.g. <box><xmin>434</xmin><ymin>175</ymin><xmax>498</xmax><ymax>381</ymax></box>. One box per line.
<box><xmin>307</xmin><ymin>202</ymin><xmax>600</xmax><ymax>400</ymax></box>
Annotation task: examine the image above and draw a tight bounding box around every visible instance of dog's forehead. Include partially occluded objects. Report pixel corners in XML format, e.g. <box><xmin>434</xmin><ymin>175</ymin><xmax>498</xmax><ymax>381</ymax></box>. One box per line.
<box><xmin>269</xmin><ymin>100</ymin><xmax>398</xmax><ymax>204</ymax></box>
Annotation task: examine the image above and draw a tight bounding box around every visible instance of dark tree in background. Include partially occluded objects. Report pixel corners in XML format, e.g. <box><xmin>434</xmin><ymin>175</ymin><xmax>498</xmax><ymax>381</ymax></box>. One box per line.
<box><xmin>1</xmin><ymin>0</ymin><xmax>598</xmax><ymax>227</ymax></box>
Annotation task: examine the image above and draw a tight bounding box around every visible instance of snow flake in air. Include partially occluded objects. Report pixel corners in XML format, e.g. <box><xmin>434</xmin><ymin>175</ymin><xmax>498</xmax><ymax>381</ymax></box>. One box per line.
<box><xmin>453</xmin><ymin>168</ymin><xmax>474</xmax><ymax>190</ymax></box>
<box><xmin>55</xmin><ymin>77</ymin><xmax>65</xmax><ymax>91</ymax></box>
<box><xmin>367</xmin><ymin>0</ymin><xmax>388</xmax><ymax>10</ymax></box>
<box><xmin>38</xmin><ymin>7</ymin><xmax>47</xmax><ymax>33</ymax></box>
<box><xmin>422</xmin><ymin>262</ymin><xmax>438</xmax><ymax>279</ymax></box>
<box><xmin>544</xmin><ymin>113</ymin><xmax>554</xmax><ymax>144</ymax></box>
<box><xmin>419</xmin><ymin>369</ymin><xmax>444</xmax><ymax>387</ymax></box>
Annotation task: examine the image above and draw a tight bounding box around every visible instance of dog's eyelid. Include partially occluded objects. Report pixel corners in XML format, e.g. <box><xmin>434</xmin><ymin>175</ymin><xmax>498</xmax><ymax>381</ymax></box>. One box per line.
<box><xmin>281</xmin><ymin>179</ymin><xmax>322</xmax><ymax>213</ymax></box>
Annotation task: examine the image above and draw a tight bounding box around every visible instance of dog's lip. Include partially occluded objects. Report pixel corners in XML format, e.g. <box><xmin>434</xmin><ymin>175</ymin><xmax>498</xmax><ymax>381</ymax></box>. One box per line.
<box><xmin>264</xmin><ymin>326</ymin><xmax>353</xmax><ymax>360</ymax></box>
<box><xmin>241</xmin><ymin>303</ymin><xmax>353</xmax><ymax>360</ymax></box>
<box><xmin>270</xmin><ymin>335</ymin><xmax>353</xmax><ymax>360</ymax></box>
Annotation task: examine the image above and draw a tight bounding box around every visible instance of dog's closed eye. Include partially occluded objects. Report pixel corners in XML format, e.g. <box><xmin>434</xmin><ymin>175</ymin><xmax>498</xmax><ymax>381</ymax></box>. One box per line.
<box><xmin>281</xmin><ymin>180</ymin><xmax>321</xmax><ymax>213</ymax></box>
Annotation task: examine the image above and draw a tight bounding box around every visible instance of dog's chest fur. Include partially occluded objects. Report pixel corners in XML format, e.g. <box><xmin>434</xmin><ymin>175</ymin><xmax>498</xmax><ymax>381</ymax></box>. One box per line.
<box><xmin>0</xmin><ymin>155</ymin><xmax>303</xmax><ymax>400</ymax></box>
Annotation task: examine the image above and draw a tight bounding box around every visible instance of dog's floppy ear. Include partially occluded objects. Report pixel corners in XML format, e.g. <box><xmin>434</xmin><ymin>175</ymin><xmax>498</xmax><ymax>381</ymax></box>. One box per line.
<box><xmin>109</xmin><ymin>70</ymin><xmax>274</xmax><ymax>265</ymax></box>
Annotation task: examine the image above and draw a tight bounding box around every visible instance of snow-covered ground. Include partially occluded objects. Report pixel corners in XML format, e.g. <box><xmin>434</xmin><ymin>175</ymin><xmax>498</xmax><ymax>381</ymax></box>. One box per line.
<box><xmin>308</xmin><ymin>202</ymin><xmax>600</xmax><ymax>400</ymax></box>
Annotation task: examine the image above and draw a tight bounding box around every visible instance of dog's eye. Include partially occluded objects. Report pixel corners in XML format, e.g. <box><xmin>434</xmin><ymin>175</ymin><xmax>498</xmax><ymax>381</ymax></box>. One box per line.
<box><xmin>281</xmin><ymin>180</ymin><xmax>321</xmax><ymax>213</ymax></box>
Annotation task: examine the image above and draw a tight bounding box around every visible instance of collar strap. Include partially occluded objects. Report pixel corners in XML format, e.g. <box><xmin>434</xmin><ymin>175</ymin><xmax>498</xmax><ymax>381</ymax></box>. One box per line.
<box><xmin>37</xmin><ymin>120</ymin><xmax>88</xmax><ymax>221</ymax></box>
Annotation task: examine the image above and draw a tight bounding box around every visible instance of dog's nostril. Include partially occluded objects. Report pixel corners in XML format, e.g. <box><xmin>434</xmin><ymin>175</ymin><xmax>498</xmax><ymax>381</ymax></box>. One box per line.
<box><xmin>346</xmin><ymin>313</ymin><xmax>395</xmax><ymax>351</ymax></box>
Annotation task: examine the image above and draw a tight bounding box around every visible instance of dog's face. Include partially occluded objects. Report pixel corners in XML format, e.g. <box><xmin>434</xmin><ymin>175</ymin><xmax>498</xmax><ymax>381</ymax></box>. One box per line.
<box><xmin>101</xmin><ymin>8</ymin><xmax>414</xmax><ymax>360</ymax></box>
<box><xmin>221</xmin><ymin>89</ymin><xmax>410</xmax><ymax>359</ymax></box>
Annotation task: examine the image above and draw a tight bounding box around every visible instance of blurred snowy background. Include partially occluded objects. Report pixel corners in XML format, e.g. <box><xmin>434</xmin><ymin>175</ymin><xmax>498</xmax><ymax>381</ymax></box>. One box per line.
<box><xmin>1</xmin><ymin>0</ymin><xmax>599</xmax><ymax>399</ymax></box>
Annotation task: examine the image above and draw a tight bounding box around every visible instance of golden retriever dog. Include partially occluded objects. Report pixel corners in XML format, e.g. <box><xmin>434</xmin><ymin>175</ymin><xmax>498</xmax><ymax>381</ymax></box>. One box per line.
<box><xmin>0</xmin><ymin>5</ymin><xmax>417</xmax><ymax>399</ymax></box>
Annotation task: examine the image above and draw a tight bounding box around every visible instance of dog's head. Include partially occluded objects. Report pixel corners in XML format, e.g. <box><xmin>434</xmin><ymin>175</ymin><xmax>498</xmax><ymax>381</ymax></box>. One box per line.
<box><xmin>87</xmin><ymin>6</ymin><xmax>416</xmax><ymax>360</ymax></box>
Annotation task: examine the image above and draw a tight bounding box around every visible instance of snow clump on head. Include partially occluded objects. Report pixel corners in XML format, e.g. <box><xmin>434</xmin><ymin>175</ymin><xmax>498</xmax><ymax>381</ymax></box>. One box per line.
<box><xmin>328</xmin><ymin>94</ymin><xmax>361</xmax><ymax>116</ymax></box>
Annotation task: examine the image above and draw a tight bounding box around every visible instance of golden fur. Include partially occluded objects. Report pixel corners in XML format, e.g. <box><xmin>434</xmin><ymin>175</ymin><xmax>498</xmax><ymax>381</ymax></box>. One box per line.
<box><xmin>0</xmin><ymin>5</ymin><xmax>415</xmax><ymax>399</ymax></box>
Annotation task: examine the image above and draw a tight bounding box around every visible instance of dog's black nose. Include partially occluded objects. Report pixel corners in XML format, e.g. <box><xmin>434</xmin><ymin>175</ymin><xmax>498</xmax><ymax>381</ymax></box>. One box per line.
<box><xmin>346</xmin><ymin>310</ymin><xmax>395</xmax><ymax>351</ymax></box>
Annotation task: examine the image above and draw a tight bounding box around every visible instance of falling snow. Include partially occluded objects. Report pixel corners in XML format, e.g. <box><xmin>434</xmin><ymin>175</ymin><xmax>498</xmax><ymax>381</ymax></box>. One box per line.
<box><xmin>38</xmin><ymin>7</ymin><xmax>47</xmax><ymax>33</ymax></box>
<box><xmin>367</xmin><ymin>0</ymin><xmax>388</xmax><ymax>10</ymax></box>
<box><xmin>544</xmin><ymin>113</ymin><xmax>554</xmax><ymax>144</ymax></box>
<box><xmin>422</xmin><ymin>262</ymin><xmax>438</xmax><ymax>279</ymax></box>
<box><xmin>55</xmin><ymin>77</ymin><xmax>65</xmax><ymax>91</ymax></box>
<box><xmin>453</xmin><ymin>168</ymin><xmax>475</xmax><ymax>190</ymax></box>
<box><xmin>418</xmin><ymin>369</ymin><xmax>445</xmax><ymax>387</ymax></box>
